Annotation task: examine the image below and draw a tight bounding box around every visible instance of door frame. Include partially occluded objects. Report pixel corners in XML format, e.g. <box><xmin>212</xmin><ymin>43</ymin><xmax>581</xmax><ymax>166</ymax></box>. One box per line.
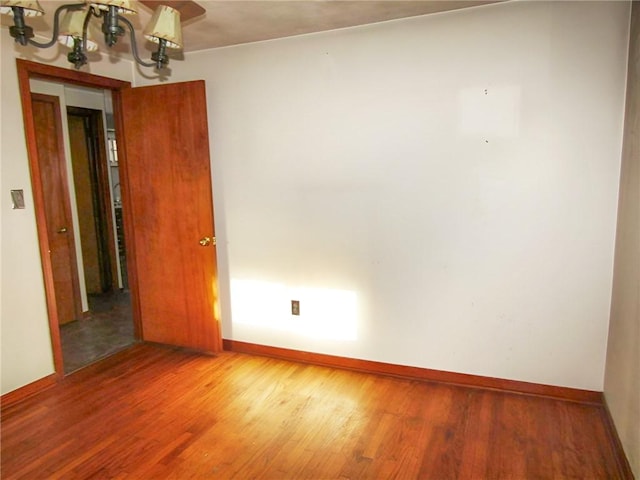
<box><xmin>16</xmin><ymin>59</ymin><xmax>141</xmax><ymax>378</ymax></box>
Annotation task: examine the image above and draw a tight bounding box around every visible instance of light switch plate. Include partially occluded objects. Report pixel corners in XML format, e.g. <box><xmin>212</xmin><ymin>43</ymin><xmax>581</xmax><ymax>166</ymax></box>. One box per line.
<box><xmin>10</xmin><ymin>190</ymin><xmax>25</xmax><ymax>209</ymax></box>
<box><xmin>291</xmin><ymin>300</ymin><xmax>300</xmax><ymax>316</ymax></box>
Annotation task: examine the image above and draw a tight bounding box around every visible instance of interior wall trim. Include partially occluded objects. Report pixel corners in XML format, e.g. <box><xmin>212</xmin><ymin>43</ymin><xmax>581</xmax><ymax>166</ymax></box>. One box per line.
<box><xmin>0</xmin><ymin>374</ymin><xmax>57</xmax><ymax>410</ymax></box>
<box><xmin>222</xmin><ymin>339</ymin><xmax>603</xmax><ymax>404</ymax></box>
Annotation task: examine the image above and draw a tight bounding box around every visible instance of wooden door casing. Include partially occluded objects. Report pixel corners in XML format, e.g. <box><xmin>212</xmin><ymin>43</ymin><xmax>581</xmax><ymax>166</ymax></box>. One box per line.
<box><xmin>120</xmin><ymin>81</ymin><xmax>221</xmax><ymax>353</ymax></box>
<box><xmin>17</xmin><ymin>60</ymin><xmax>133</xmax><ymax>377</ymax></box>
<box><xmin>31</xmin><ymin>93</ymin><xmax>83</xmax><ymax>325</ymax></box>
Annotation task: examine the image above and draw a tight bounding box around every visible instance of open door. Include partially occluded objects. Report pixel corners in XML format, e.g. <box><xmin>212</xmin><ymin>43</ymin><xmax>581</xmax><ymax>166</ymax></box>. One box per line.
<box><xmin>119</xmin><ymin>80</ymin><xmax>221</xmax><ymax>353</ymax></box>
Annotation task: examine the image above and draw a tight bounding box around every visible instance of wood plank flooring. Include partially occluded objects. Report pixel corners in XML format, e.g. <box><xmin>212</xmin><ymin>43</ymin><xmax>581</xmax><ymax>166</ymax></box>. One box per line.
<box><xmin>0</xmin><ymin>344</ymin><xmax>628</xmax><ymax>479</ymax></box>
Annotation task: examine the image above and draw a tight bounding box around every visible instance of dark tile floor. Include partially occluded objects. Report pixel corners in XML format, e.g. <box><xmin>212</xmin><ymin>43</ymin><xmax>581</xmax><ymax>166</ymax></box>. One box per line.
<box><xmin>60</xmin><ymin>291</ymin><xmax>136</xmax><ymax>374</ymax></box>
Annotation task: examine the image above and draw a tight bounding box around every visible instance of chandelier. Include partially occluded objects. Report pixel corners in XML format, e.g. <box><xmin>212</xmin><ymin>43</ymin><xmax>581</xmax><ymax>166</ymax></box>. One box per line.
<box><xmin>0</xmin><ymin>0</ymin><xmax>183</xmax><ymax>71</ymax></box>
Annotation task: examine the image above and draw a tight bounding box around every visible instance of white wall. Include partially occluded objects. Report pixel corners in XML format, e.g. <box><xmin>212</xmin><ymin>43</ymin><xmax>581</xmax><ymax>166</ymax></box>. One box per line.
<box><xmin>2</xmin><ymin>1</ymin><xmax>631</xmax><ymax>396</ymax></box>
<box><xmin>0</xmin><ymin>39</ymin><xmax>53</xmax><ymax>394</ymax></box>
<box><xmin>0</xmin><ymin>34</ymin><xmax>133</xmax><ymax>395</ymax></box>
<box><xmin>605</xmin><ymin>2</ymin><xmax>640</xmax><ymax>476</ymax></box>
<box><xmin>138</xmin><ymin>1</ymin><xmax>630</xmax><ymax>390</ymax></box>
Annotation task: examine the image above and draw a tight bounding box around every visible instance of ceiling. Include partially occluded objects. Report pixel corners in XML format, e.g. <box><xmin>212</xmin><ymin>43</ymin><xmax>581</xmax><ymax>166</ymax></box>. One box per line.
<box><xmin>2</xmin><ymin>1</ymin><xmax>501</xmax><ymax>57</ymax></box>
<box><xmin>176</xmin><ymin>1</ymin><xmax>501</xmax><ymax>51</ymax></box>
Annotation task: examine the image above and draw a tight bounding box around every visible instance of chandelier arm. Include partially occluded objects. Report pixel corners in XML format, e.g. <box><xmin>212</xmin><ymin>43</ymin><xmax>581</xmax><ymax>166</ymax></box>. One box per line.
<box><xmin>27</xmin><ymin>3</ymin><xmax>86</xmax><ymax>49</ymax></box>
<box><xmin>80</xmin><ymin>6</ymin><xmax>95</xmax><ymax>57</ymax></box>
<box><xmin>116</xmin><ymin>14</ymin><xmax>156</xmax><ymax>68</ymax></box>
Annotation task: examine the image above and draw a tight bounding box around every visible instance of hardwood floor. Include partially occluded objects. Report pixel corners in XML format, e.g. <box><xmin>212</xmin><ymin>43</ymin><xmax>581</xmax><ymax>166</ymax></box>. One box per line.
<box><xmin>0</xmin><ymin>344</ymin><xmax>629</xmax><ymax>479</ymax></box>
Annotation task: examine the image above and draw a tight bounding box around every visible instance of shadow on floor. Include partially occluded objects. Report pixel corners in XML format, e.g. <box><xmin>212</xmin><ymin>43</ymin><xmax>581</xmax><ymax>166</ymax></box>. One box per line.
<box><xmin>60</xmin><ymin>290</ymin><xmax>136</xmax><ymax>374</ymax></box>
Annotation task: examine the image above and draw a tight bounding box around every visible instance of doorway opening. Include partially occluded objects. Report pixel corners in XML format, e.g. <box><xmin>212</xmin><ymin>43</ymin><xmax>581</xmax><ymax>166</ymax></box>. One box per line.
<box><xmin>30</xmin><ymin>79</ymin><xmax>136</xmax><ymax>374</ymax></box>
<box><xmin>17</xmin><ymin>60</ymin><xmax>222</xmax><ymax>382</ymax></box>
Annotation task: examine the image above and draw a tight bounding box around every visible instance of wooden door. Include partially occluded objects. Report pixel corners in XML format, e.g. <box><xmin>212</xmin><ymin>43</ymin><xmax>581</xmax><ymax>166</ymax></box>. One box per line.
<box><xmin>120</xmin><ymin>81</ymin><xmax>221</xmax><ymax>353</ymax></box>
<box><xmin>67</xmin><ymin>108</ymin><xmax>117</xmax><ymax>294</ymax></box>
<box><xmin>31</xmin><ymin>93</ymin><xmax>82</xmax><ymax>325</ymax></box>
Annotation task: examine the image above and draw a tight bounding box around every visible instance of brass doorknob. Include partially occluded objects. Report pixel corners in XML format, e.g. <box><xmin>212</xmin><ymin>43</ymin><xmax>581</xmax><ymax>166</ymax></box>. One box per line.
<box><xmin>57</xmin><ymin>227</ymin><xmax>68</xmax><ymax>233</ymax></box>
<box><xmin>199</xmin><ymin>236</ymin><xmax>214</xmax><ymax>247</ymax></box>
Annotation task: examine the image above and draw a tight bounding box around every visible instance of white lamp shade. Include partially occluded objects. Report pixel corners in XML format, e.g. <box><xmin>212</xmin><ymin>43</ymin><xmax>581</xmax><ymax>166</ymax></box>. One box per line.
<box><xmin>86</xmin><ymin>0</ymin><xmax>136</xmax><ymax>15</ymax></box>
<box><xmin>143</xmin><ymin>5</ymin><xmax>182</xmax><ymax>49</ymax></box>
<box><xmin>58</xmin><ymin>8</ymin><xmax>98</xmax><ymax>52</ymax></box>
<box><xmin>0</xmin><ymin>0</ymin><xmax>44</xmax><ymax>16</ymax></box>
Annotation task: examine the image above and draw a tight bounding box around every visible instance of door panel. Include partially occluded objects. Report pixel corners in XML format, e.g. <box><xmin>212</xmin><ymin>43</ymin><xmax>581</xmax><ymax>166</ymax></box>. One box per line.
<box><xmin>31</xmin><ymin>93</ymin><xmax>82</xmax><ymax>325</ymax></box>
<box><xmin>120</xmin><ymin>81</ymin><xmax>221</xmax><ymax>353</ymax></box>
<box><xmin>67</xmin><ymin>108</ymin><xmax>117</xmax><ymax>294</ymax></box>
<box><xmin>68</xmin><ymin>114</ymin><xmax>102</xmax><ymax>293</ymax></box>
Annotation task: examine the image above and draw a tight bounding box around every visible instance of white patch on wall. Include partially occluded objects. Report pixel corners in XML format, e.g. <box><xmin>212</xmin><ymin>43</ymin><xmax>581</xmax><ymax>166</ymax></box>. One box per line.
<box><xmin>458</xmin><ymin>85</ymin><xmax>521</xmax><ymax>138</ymax></box>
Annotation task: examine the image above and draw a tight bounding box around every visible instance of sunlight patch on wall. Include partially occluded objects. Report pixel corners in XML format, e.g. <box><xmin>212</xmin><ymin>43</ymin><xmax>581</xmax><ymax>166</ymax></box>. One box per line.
<box><xmin>230</xmin><ymin>279</ymin><xmax>358</xmax><ymax>341</ymax></box>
